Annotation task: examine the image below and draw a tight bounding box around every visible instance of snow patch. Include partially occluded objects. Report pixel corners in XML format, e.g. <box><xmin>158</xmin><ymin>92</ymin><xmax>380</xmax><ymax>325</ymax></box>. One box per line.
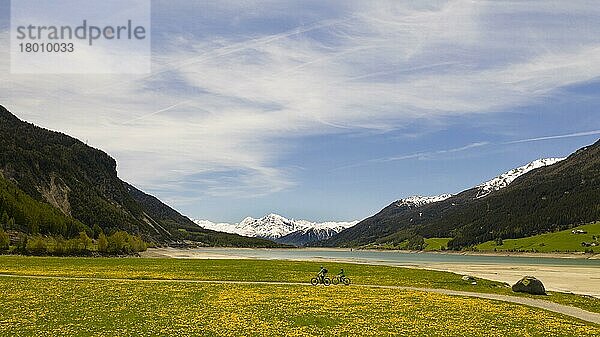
<box><xmin>475</xmin><ymin>158</ymin><xmax>565</xmax><ymax>198</ymax></box>
<box><xmin>395</xmin><ymin>194</ymin><xmax>453</xmax><ymax>208</ymax></box>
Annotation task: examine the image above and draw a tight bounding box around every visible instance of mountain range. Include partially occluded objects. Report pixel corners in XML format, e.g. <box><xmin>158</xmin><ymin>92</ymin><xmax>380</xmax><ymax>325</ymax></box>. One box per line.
<box><xmin>194</xmin><ymin>214</ymin><xmax>358</xmax><ymax>246</ymax></box>
<box><xmin>317</xmin><ymin>144</ymin><xmax>599</xmax><ymax>249</ymax></box>
<box><xmin>2</xmin><ymin>104</ymin><xmax>598</xmax><ymax>250</ymax></box>
<box><xmin>0</xmin><ymin>105</ymin><xmax>282</xmax><ymax>247</ymax></box>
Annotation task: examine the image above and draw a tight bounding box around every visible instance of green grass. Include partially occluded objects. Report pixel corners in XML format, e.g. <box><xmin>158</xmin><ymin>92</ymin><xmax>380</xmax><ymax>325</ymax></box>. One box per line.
<box><xmin>476</xmin><ymin>222</ymin><xmax>600</xmax><ymax>253</ymax></box>
<box><xmin>424</xmin><ymin>237</ymin><xmax>452</xmax><ymax>251</ymax></box>
<box><xmin>0</xmin><ymin>255</ymin><xmax>509</xmax><ymax>291</ymax></box>
<box><xmin>0</xmin><ymin>256</ymin><xmax>599</xmax><ymax>336</ymax></box>
<box><xmin>1</xmin><ymin>256</ymin><xmax>599</xmax><ymax>313</ymax></box>
<box><xmin>2</xmin><ymin>278</ymin><xmax>598</xmax><ymax>337</ymax></box>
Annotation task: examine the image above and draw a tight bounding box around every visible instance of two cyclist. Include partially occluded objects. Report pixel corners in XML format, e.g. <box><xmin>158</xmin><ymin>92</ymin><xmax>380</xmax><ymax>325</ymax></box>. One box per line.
<box><xmin>318</xmin><ymin>266</ymin><xmax>346</xmax><ymax>281</ymax></box>
<box><xmin>312</xmin><ymin>266</ymin><xmax>350</xmax><ymax>286</ymax></box>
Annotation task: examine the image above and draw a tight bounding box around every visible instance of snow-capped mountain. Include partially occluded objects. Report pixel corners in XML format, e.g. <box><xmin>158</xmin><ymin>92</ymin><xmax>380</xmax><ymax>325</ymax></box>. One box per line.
<box><xmin>236</xmin><ymin>214</ymin><xmax>306</xmax><ymax>240</ymax></box>
<box><xmin>193</xmin><ymin>220</ymin><xmax>241</xmax><ymax>235</ymax></box>
<box><xmin>193</xmin><ymin>214</ymin><xmax>358</xmax><ymax>244</ymax></box>
<box><xmin>391</xmin><ymin>158</ymin><xmax>565</xmax><ymax>208</ymax></box>
<box><xmin>395</xmin><ymin>194</ymin><xmax>454</xmax><ymax>208</ymax></box>
<box><xmin>278</xmin><ymin>225</ymin><xmax>353</xmax><ymax>246</ymax></box>
<box><xmin>475</xmin><ymin>158</ymin><xmax>565</xmax><ymax>198</ymax></box>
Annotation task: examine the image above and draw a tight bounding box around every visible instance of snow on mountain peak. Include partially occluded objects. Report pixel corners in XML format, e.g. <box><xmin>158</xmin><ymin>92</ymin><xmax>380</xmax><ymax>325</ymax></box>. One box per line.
<box><xmin>193</xmin><ymin>214</ymin><xmax>358</xmax><ymax>241</ymax></box>
<box><xmin>396</xmin><ymin>194</ymin><xmax>453</xmax><ymax>208</ymax></box>
<box><xmin>192</xmin><ymin>220</ymin><xmax>240</xmax><ymax>235</ymax></box>
<box><xmin>475</xmin><ymin>157</ymin><xmax>565</xmax><ymax>198</ymax></box>
<box><xmin>306</xmin><ymin>220</ymin><xmax>358</xmax><ymax>230</ymax></box>
<box><xmin>236</xmin><ymin>214</ymin><xmax>304</xmax><ymax>239</ymax></box>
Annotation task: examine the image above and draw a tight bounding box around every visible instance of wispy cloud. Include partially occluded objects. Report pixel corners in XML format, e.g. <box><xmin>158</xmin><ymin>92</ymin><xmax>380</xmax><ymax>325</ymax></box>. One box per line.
<box><xmin>505</xmin><ymin>130</ymin><xmax>600</xmax><ymax>144</ymax></box>
<box><xmin>121</xmin><ymin>100</ymin><xmax>192</xmax><ymax>125</ymax></box>
<box><xmin>337</xmin><ymin>129</ymin><xmax>600</xmax><ymax>171</ymax></box>
<box><xmin>334</xmin><ymin>141</ymin><xmax>490</xmax><ymax>171</ymax></box>
<box><xmin>382</xmin><ymin>142</ymin><xmax>491</xmax><ymax>162</ymax></box>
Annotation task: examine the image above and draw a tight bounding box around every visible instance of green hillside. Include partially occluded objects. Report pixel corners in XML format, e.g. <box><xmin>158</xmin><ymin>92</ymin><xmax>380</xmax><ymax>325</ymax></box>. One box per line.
<box><xmin>424</xmin><ymin>237</ymin><xmax>452</xmax><ymax>251</ymax></box>
<box><xmin>475</xmin><ymin>222</ymin><xmax>600</xmax><ymax>253</ymax></box>
<box><xmin>0</xmin><ymin>174</ymin><xmax>87</xmax><ymax>236</ymax></box>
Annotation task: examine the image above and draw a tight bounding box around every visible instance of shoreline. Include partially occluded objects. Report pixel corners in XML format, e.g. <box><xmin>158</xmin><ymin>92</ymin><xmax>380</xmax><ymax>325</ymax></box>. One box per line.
<box><xmin>382</xmin><ymin>249</ymin><xmax>600</xmax><ymax>260</ymax></box>
<box><xmin>145</xmin><ymin>246</ymin><xmax>599</xmax><ymax>260</ymax></box>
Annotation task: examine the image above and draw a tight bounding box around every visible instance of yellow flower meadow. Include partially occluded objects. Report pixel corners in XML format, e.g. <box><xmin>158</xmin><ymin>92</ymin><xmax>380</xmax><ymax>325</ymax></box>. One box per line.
<box><xmin>0</xmin><ymin>278</ymin><xmax>598</xmax><ymax>336</ymax></box>
<box><xmin>0</xmin><ymin>256</ymin><xmax>598</xmax><ymax>336</ymax></box>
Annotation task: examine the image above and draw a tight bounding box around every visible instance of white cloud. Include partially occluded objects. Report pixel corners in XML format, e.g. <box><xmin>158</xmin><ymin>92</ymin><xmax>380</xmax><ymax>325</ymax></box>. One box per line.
<box><xmin>2</xmin><ymin>0</ymin><xmax>600</xmax><ymax>203</ymax></box>
<box><xmin>333</xmin><ymin>141</ymin><xmax>490</xmax><ymax>171</ymax></box>
<box><xmin>506</xmin><ymin>130</ymin><xmax>600</xmax><ymax>144</ymax></box>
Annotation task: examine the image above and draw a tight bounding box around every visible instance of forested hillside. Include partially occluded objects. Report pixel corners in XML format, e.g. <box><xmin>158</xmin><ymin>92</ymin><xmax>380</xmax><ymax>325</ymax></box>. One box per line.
<box><xmin>0</xmin><ymin>105</ymin><xmax>282</xmax><ymax>247</ymax></box>
<box><xmin>0</xmin><ymin>106</ymin><xmax>151</xmax><ymax>236</ymax></box>
<box><xmin>0</xmin><ymin>174</ymin><xmax>87</xmax><ymax>236</ymax></box>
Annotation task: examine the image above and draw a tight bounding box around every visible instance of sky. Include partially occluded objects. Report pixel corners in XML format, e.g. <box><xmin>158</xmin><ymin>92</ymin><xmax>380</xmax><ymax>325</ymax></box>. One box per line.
<box><xmin>1</xmin><ymin>0</ymin><xmax>599</xmax><ymax>223</ymax></box>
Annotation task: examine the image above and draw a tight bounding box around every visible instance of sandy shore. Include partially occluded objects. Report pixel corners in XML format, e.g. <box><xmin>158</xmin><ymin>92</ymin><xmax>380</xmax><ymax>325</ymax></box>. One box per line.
<box><xmin>141</xmin><ymin>247</ymin><xmax>252</xmax><ymax>259</ymax></box>
<box><xmin>353</xmin><ymin>248</ymin><xmax>599</xmax><ymax>259</ymax></box>
<box><xmin>142</xmin><ymin>248</ymin><xmax>600</xmax><ymax>297</ymax></box>
<box><xmin>420</xmin><ymin>250</ymin><xmax>599</xmax><ymax>260</ymax></box>
<box><xmin>418</xmin><ymin>264</ymin><xmax>600</xmax><ymax>298</ymax></box>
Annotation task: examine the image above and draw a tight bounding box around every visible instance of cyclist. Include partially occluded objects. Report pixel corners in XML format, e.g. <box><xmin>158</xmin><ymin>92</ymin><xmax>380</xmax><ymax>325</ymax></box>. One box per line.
<box><xmin>318</xmin><ymin>265</ymin><xmax>328</xmax><ymax>282</ymax></box>
<box><xmin>337</xmin><ymin>268</ymin><xmax>346</xmax><ymax>281</ymax></box>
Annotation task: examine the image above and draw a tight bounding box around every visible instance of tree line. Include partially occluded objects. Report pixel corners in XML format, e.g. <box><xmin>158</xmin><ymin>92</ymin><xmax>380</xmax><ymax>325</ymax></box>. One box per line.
<box><xmin>0</xmin><ymin>221</ymin><xmax>146</xmax><ymax>256</ymax></box>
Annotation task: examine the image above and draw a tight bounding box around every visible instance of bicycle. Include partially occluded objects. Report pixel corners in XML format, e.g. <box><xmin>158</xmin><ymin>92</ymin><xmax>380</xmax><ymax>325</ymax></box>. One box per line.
<box><xmin>331</xmin><ymin>275</ymin><xmax>351</xmax><ymax>285</ymax></box>
<box><xmin>310</xmin><ymin>275</ymin><xmax>331</xmax><ymax>286</ymax></box>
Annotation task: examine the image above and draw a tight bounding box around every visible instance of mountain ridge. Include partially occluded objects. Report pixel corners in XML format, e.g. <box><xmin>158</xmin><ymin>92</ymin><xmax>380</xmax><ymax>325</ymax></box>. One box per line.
<box><xmin>317</xmin><ymin>147</ymin><xmax>599</xmax><ymax>248</ymax></box>
<box><xmin>194</xmin><ymin>213</ymin><xmax>358</xmax><ymax>246</ymax></box>
<box><xmin>475</xmin><ymin>157</ymin><xmax>565</xmax><ymax>198</ymax></box>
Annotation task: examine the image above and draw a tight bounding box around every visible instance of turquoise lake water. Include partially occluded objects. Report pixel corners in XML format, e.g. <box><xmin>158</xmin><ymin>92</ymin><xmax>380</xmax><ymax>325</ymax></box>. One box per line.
<box><xmin>191</xmin><ymin>248</ymin><xmax>600</xmax><ymax>267</ymax></box>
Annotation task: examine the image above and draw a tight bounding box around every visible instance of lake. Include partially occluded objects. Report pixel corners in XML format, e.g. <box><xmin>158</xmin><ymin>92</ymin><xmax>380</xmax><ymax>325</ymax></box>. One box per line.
<box><xmin>188</xmin><ymin>247</ymin><xmax>600</xmax><ymax>267</ymax></box>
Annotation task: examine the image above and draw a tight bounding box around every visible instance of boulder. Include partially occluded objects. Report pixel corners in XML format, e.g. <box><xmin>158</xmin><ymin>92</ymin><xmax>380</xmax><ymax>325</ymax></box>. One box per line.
<box><xmin>512</xmin><ymin>276</ymin><xmax>546</xmax><ymax>295</ymax></box>
<box><xmin>461</xmin><ymin>275</ymin><xmax>477</xmax><ymax>285</ymax></box>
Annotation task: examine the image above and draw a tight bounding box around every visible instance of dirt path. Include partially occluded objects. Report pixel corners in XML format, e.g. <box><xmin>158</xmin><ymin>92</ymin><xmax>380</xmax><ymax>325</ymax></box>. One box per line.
<box><xmin>1</xmin><ymin>273</ymin><xmax>598</xmax><ymax>325</ymax></box>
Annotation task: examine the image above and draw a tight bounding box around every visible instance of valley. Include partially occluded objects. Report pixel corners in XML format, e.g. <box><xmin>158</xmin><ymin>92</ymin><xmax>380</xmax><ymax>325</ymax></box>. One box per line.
<box><xmin>2</xmin><ymin>104</ymin><xmax>598</xmax><ymax>256</ymax></box>
<box><xmin>3</xmin><ymin>2</ymin><xmax>600</xmax><ymax>336</ymax></box>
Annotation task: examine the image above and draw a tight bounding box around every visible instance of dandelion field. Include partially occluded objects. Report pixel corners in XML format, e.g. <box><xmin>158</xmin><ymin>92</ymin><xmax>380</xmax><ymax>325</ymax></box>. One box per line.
<box><xmin>0</xmin><ymin>256</ymin><xmax>599</xmax><ymax>336</ymax></box>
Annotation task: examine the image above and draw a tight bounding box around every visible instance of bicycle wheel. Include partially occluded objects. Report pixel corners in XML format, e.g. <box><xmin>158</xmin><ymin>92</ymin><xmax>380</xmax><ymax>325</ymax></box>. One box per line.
<box><xmin>332</xmin><ymin>277</ymin><xmax>339</xmax><ymax>285</ymax></box>
<box><xmin>323</xmin><ymin>277</ymin><xmax>331</xmax><ymax>286</ymax></box>
<box><xmin>310</xmin><ymin>277</ymin><xmax>319</xmax><ymax>286</ymax></box>
<box><xmin>343</xmin><ymin>278</ymin><xmax>350</xmax><ymax>286</ymax></box>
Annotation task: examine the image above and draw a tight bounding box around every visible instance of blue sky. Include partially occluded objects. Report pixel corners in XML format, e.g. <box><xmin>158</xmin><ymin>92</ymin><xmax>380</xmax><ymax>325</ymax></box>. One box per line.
<box><xmin>1</xmin><ymin>0</ymin><xmax>599</xmax><ymax>223</ymax></box>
